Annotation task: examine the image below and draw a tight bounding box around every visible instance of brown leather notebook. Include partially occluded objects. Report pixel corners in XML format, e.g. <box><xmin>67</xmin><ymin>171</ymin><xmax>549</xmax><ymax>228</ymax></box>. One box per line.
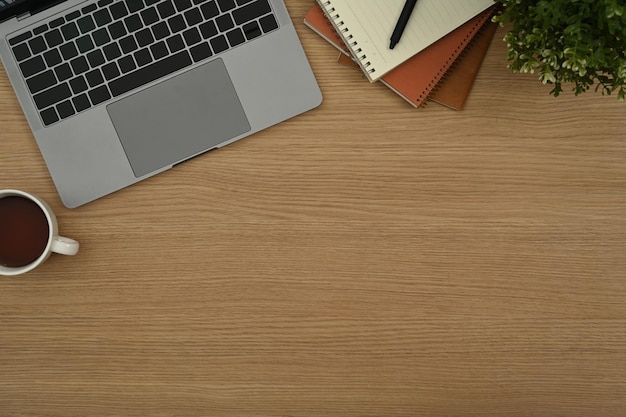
<box><xmin>304</xmin><ymin>3</ymin><xmax>496</xmax><ymax>108</ymax></box>
<box><xmin>428</xmin><ymin>20</ymin><xmax>499</xmax><ymax>110</ymax></box>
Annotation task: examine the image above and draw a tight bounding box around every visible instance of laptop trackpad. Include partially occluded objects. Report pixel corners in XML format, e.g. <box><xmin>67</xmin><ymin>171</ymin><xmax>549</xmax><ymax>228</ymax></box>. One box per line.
<box><xmin>107</xmin><ymin>58</ymin><xmax>251</xmax><ymax>178</ymax></box>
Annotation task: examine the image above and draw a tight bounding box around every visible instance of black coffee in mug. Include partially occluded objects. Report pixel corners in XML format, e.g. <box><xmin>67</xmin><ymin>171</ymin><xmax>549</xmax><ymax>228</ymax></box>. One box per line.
<box><xmin>0</xmin><ymin>195</ymin><xmax>50</xmax><ymax>268</ymax></box>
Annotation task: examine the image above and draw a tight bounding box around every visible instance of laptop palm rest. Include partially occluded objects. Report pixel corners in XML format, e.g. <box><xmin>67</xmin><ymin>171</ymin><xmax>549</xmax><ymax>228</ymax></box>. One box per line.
<box><xmin>107</xmin><ymin>58</ymin><xmax>251</xmax><ymax>178</ymax></box>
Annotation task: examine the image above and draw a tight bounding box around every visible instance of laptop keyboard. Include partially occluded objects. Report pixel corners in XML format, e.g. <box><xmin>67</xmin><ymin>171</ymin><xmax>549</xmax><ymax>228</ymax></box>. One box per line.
<box><xmin>8</xmin><ymin>0</ymin><xmax>278</xmax><ymax>126</ymax></box>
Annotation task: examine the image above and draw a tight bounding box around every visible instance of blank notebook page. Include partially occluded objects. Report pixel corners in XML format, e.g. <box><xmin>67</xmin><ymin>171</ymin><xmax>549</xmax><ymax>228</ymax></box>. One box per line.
<box><xmin>319</xmin><ymin>0</ymin><xmax>494</xmax><ymax>81</ymax></box>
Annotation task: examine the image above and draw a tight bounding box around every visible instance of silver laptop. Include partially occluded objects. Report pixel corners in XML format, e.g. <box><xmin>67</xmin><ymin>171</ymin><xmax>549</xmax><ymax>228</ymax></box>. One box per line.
<box><xmin>0</xmin><ymin>0</ymin><xmax>322</xmax><ymax>208</ymax></box>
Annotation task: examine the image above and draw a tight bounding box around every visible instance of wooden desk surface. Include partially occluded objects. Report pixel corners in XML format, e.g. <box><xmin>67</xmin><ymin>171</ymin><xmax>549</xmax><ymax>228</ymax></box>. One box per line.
<box><xmin>1</xmin><ymin>2</ymin><xmax>626</xmax><ymax>416</ymax></box>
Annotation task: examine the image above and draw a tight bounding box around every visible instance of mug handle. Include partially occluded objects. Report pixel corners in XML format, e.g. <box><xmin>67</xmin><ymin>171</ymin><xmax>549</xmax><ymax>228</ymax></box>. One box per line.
<box><xmin>51</xmin><ymin>236</ymin><xmax>80</xmax><ymax>256</ymax></box>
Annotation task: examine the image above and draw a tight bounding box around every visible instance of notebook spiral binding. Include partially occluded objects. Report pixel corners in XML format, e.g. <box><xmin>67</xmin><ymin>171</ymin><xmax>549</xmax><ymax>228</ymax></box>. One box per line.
<box><xmin>320</xmin><ymin>0</ymin><xmax>376</xmax><ymax>74</ymax></box>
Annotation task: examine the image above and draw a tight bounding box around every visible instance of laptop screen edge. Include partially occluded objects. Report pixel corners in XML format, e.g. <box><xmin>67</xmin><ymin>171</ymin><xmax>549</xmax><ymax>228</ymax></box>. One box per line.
<box><xmin>0</xmin><ymin>0</ymin><xmax>64</xmax><ymax>23</ymax></box>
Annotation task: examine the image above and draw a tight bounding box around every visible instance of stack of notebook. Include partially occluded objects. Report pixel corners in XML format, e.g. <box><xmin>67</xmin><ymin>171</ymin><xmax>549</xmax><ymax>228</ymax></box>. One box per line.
<box><xmin>305</xmin><ymin>0</ymin><xmax>499</xmax><ymax>110</ymax></box>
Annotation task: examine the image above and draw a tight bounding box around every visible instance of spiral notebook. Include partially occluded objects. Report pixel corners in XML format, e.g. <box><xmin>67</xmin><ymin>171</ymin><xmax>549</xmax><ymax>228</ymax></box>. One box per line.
<box><xmin>305</xmin><ymin>4</ymin><xmax>496</xmax><ymax>107</ymax></box>
<box><xmin>316</xmin><ymin>0</ymin><xmax>494</xmax><ymax>82</ymax></box>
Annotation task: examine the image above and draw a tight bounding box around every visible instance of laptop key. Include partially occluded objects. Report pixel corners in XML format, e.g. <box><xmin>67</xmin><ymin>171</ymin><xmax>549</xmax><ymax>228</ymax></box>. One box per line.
<box><xmin>40</xmin><ymin>107</ymin><xmax>59</xmax><ymax>126</ymax></box>
<box><xmin>102</xmin><ymin>62</ymin><xmax>121</xmax><ymax>80</ymax></box>
<box><xmin>86</xmin><ymin>68</ymin><xmax>105</xmax><ymax>87</ymax></box>
<box><xmin>217</xmin><ymin>0</ymin><xmax>236</xmax><ymax>12</ymax></box>
<box><xmin>110</xmin><ymin>1</ymin><xmax>129</xmax><ymax>19</ymax></box>
<box><xmin>33</xmin><ymin>24</ymin><xmax>48</xmax><ymax>35</ymax></box>
<box><xmin>135</xmin><ymin>28</ymin><xmax>154</xmax><ymax>47</ymax></box>
<box><xmin>259</xmin><ymin>14</ymin><xmax>277</xmax><ymax>32</ymax></box>
<box><xmin>54</xmin><ymin>63</ymin><xmax>73</xmax><ymax>82</ymax></box>
<box><xmin>209</xmin><ymin>34</ymin><xmax>228</xmax><ymax>54</ymax></box>
<box><xmin>167</xmin><ymin>15</ymin><xmax>186</xmax><ymax>33</ymax></box>
<box><xmin>76</xmin><ymin>35</ymin><xmax>95</xmax><ymax>53</ymax></box>
<box><xmin>119</xmin><ymin>35</ymin><xmax>139</xmax><ymax>53</ymax></box>
<box><xmin>174</xmin><ymin>0</ymin><xmax>192</xmax><ymax>12</ymax></box>
<box><xmin>56</xmin><ymin>100</ymin><xmax>75</xmax><ymax>119</ymax></box>
<box><xmin>200</xmin><ymin>1</ymin><xmax>219</xmax><ymax>19</ymax></box>
<box><xmin>134</xmin><ymin>48</ymin><xmax>153</xmax><ymax>66</ymax></box>
<box><xmin>232</xmin><ymin>0</ymin><xmax>270</xmax><ymax>26</ymax></box>
<box><xmin>109</xmin><ymin>21</ymin><xmax>128</xmax><ymax>39</ymax></box>
<box><xmin>12</xmin><ymin>43</ymin><xmax>31</xmax><ymax>61</ymax></box>
<box><xmin>81</xmin><ymin>3</ymin><xmax>97</xmax><ymax>14</ymax></box>
<box><xmin>124</xmin><ymin>14</ymin><xmax>143</xmax><ymax>32</ymax></box>
<box><xmin>157</xmin><ymin>0</ymin><xmax>176</xmax><ymax>18</ymax></box>
<box><xmin>109</xmin><ymin>50</ymin><xmax>191</xmax><ymax>97</ymax></box>
<box><xmin>199</xmin><ymin>20</ymin><xmax>217</xmax><ymax>39</ymax></box>
<box><xmin>242</xmin><ymin>21</ymin><xmax>261</xmax><ymax>40</ymax></box>
<box><xmin>34</xmin><ymin>82</ymin><xmax>71</xmax><ymax>109</ymax></box>
<box><xmin>61</xmin><ymin>22</ymin><xmax>80</xmax><ymax>40</ymax></box>
<box><xmin>166</xmin><ymin>34</ymin><xmax>185</xmax><ymax>52</ymax></box>
<box><xmin>94</xmin><ymin>8</ymin><xmax>113</xmax><ymax>27</ymax></box>
<box><xmin>45</xmin><ymin>29</ymin><xmax>64</xmax><ymax>47</ymax></box>
<box><xmin>182</xmin><ymin>27</ymin><xmax>201</xmax><ymax>46</ymax></box>
<box><xmin>150</xmin><ymin>41</ymin><xmax>169</xmax><ymax>60</ymax></box>
<box><xmin>118</xmin><ymin>55</ymin><xmax>137</xmax><ymax>73</ymax></box>
<box><xmin>103</xmin><ymin>42</ymin><xmax>123</xmax><ymax>60</ymax></box>
<box><xmin>20</xmin><ymin>55</ymin><xmax>46</xmax><ymax>78</ymax></box>
<box><xmin>60</xmin><ymin>42</ymin><xmax>79</xmax><ymax>60</ymax></box>
<box><xmin>69</xmin><ymin>76</ymin><xmax>89</xmax><ymax>94</ymax></box>
<box><xmin>152</xmin><ymin>21</ymin><xmax>170</xmax><ymax>40</ymax></box>
<box><xmin>66</xmin><ymin>10</ymin><xmax>81</xmax><ymax>21</ymax></box>
<box><xmin>77</xmin><ymin>15</ymin><xmax>96</xmax><ymax>33</ymax></box>
<box><xmin>70</xmin><ymin>55</ymin><xmax>90</xmax><ymax>74</ymax></box>
<box><xmin>140</xmin><ymin>7</ymin><xmax>159</xmax><ymax>25</ymax></box>
<box><xmin>49</xmin><ymin>17</ymin><xmax>65</xmax><ymax>28</ymax></box>
<box><xmin>26</xmin><ymin>69</ymin><xmax>57</xmax><ymax>94</ymax></box>
<box><xmin>89</xmin><ymin>85</ymin><xmax>111</xmax><ymax>105</ymax></box>
<box><xmin>215</xmin><ymin>13</ymin><xmax>234</xmax><ymax>32</ymax></box>
<box><xmin>28</xmin><ymin>36</ymin><xmax>47</xmax><ymax>55</ymax></box>
<box><xmin>190</xmin><ymin>42</ymin><xmax>212</xmax><ymax>62</ymax></box>
<box><xmin>73</xmin><ymin>94</ymin><xmax>91</xmax><ymax>112</ymax></box>
<box><xmin>76</xmin><ymin>16</ymin><xmax>96</xmax><ymax>33</ymax></box>
<box><xmin>92</xmin><ymin>27</ymin><xmax>111</xmax><ymax>46</ymax></box>
<box><xmin>184</xmin><ymin>8</ymin><xmax>203</xmax><ymax>26</ymax></box>
<box><xmin>9</xmin><ymin>31</ymin><xmax>32</xmax><ymax>46</ymax></box>
<box><xmin>43</xmin><ymin>49</ymin><xmax>63</xmax><ymax>67</ymax></box>
<box><xmin>226</xmin><ymin>27</ymin><xmax>245</xmax><ymax>47</ymax></box>
<box><xmin>126</xmin><ymin>0</ymin><xmax>144</xmax><ymax>13</ymax></box>
<box><xmin>87</xmin><ymin>49</ymin><xmax>106</xmax><ymax>67</ymax></box>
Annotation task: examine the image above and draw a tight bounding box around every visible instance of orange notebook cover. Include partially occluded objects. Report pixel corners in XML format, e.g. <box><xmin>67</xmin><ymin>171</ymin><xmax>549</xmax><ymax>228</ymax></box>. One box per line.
<box><xmin>304</xmin><ymin>3</ymin><xmax>350</xmax><ymax>55</ymax></box>
<box><xmin>304</xmin><ymin>4</ymin><xmax>496</xmax><ymax>108</ymax></box>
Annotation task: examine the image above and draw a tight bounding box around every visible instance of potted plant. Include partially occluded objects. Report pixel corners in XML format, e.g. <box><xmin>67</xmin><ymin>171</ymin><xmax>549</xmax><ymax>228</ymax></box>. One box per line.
<box><xmin>493</xmin><ymin>0</ymin><xmax>626</xmax><ymax>100</ymax></box>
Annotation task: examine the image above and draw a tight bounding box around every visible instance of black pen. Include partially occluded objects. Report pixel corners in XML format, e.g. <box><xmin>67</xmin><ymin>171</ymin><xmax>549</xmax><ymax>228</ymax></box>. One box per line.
<box><xmin>389</xmin><ymin>0</ymin><xmax>418</xmax><ymax>49</ymax></box>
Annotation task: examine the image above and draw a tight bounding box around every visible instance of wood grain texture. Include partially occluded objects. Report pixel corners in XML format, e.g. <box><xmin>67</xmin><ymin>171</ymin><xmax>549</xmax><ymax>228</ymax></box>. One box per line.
<box><xmin>1</xmin><ymin>2</ymin><xmax>626</xmax><ymax>416</ymax></box>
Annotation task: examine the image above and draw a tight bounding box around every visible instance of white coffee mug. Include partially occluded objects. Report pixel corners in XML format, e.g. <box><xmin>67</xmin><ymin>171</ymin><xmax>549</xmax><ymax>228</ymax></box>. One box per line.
<box><xmin>0</xmin><ymin>189</ymin><xmax>79</xmax><ymax>276</ymax></box>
